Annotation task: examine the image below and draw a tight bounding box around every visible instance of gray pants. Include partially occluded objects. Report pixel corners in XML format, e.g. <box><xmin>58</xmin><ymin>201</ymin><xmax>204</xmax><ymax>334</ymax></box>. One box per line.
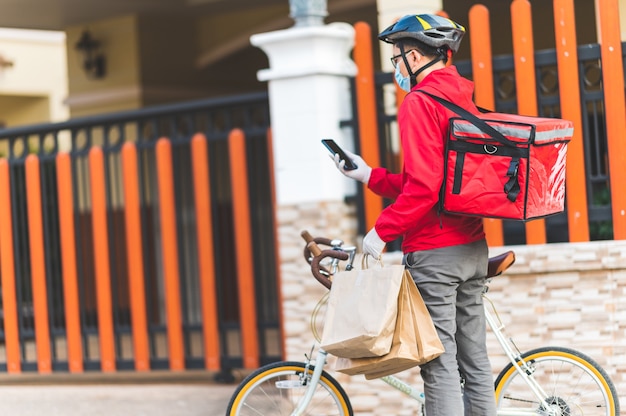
<box><xmin>404</xmin><ymin>239</ymin><xmax>496</xmax><ymax>416</ymax></box>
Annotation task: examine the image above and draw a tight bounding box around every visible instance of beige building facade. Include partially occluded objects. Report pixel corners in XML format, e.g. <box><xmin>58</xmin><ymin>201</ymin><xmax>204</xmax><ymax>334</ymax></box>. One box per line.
<box><xmin>0</xmin><ymin>28</ymin><xmax>68</xmax><ymax>129</ymax></box>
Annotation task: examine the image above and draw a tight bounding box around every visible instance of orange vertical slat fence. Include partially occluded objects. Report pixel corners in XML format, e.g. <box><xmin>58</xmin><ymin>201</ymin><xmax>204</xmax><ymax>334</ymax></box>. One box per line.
<box><xmin>89</xmin><ymin>147</ymin><xmax>117</xmax><ymax>372</ymax></box>
<box><xmin>56</xmin><ymin>153</ymin><xmax>84</xmax><ymax>373</ymax></box>
<box><xmin>395</xmin><ymin>85</ymin><xmax>408</xmax><ymax>123</ymax></box>
<box><xmin>553</xmin><ymin>0</ymin><xmax>590</xmax><ymax>242</ymax></box>
<box><xmin>511</xmin><ymin>0</ymin><xmax>546</xmax><ymax>244</ymax></box>
<box><xmin>121</xmin><ymin>143</ymin><xmax>151</xmax><ymax>371</ymax></box>
<box><xmin>155</xmin><ymin>139</ymin><xmax>186</xmax><ymax>371</ymax></box>
<box><xmin>25</xmin><ymin>155</ymin><xmax>52</xmax><ymax>374</ymax></box>
<box><xmin>229</xmin><ymin>128</ymin><xmax>259</xmax><ymax>369</ymax></box>
<box><xmin>469</xmin><ymin>4</ymin><xmax>505</xmax><ymax>247</ymax></box>
<box><xmin>190</xmin><ymin>133</ymin><xmax>221</xmax><ymax>370</ymax></box>
<box><xmin>596</xmin><ymin>0</ymin><xmax>626</xmax><ymax>240</ymax></box>
<box><xmin>354</xmin><ymin>22</ymin><xmax>383</xmax><ymax>231</ymax></box>
<box><xmin>0</xmin><ymin>159</ymin><xmax>21</xmax><ymax>373</ymax></box>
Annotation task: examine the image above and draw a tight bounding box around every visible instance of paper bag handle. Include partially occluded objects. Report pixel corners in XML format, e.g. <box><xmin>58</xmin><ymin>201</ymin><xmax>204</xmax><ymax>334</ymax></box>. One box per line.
<box><xmin>361</xmin><ymin>253</ymin><xmax>383</xmax><ymax>270</ymax></box>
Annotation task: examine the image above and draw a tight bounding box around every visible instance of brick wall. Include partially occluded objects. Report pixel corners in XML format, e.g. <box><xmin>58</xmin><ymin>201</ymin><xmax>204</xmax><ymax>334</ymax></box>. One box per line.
<box><xmin>277</xmin><ymin>202</ymin><xmax>626</xmax><ymax>414</ymax></box>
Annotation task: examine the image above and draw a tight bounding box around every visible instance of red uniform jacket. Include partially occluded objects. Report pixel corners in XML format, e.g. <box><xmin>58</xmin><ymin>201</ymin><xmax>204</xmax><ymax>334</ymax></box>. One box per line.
<box><xmin>368</xmin><ymin>66</ymin><xmax>485</xmax><ymax>253</ymax></box>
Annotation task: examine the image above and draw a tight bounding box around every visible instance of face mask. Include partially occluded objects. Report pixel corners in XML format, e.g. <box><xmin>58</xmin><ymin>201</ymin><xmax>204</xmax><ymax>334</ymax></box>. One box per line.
<box><xmin>394</xmin><ymin>64</ymin><xmax>411</xmax><ymax>92</ymax></box>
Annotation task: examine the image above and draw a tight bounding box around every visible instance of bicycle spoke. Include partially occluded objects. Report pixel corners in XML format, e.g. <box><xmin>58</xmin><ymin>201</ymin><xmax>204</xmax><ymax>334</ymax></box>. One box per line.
<box><xmin>495</xmin><ymin>347</ymin><xmax>619</xmax><ymax>416</ymax></box>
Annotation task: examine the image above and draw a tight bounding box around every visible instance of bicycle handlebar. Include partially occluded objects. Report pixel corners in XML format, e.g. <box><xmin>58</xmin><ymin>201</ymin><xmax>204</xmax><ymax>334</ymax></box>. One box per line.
<box><xmin>301</xmin><ymin>230</ymin><xmax>517</xmax><ymax>290</ymax></box>
<box><xmin>301</xmin><ymin>230</ymin><xmax>350</xmax><ymax>289</ymax></box>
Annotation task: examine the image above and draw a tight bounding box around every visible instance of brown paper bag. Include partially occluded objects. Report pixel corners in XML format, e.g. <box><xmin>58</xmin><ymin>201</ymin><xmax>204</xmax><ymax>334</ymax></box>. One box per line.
<box><xmin>321</xmin><ymin>259</ymin><xmax>404</xmax><ymax>358</ymax></box>
<box><xmin>334</xmin><ymin>270</ymin><xmax>444</xmax><ymax>379</ymax></box>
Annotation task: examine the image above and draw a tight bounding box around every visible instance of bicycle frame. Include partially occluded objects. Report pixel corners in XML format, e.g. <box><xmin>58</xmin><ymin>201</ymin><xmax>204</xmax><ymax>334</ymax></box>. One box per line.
<box><xmin>483</xmin><ymin>295</ymin><xmax>556</xmax><ymax>416</ymax></box>
<box><xmin>291</xmin><ymin>293</ymin><xmax>560</xmax><ymax>416</ymax></box>
<box><xmin>289</xmin><ymin>349</ymin><xmax>332</xmax><ymax>416</ymax></box>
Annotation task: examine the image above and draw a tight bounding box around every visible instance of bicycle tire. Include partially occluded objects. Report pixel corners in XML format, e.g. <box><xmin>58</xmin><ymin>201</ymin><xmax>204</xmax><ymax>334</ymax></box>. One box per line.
<box><xmin>494</xmin><ymin>346</ymin><xmax>620</xmax><ymax>415</ymax></box>
<box><xmin>226</xmin><ymin>360</ymin><xmax>353</xmax><ymax>416</ymax></box>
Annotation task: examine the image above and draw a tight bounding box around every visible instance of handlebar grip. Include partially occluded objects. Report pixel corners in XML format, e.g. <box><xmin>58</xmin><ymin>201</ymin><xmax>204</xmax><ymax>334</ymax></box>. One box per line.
<box><xmin>301</xmin><ymin>230</ymin><xmax>322</xmax><ymax>256</ymax></box>
<box><xmin>301</xmin><ymin>230</ymin><xmax>314</xmax><ymax>243</ymax></box>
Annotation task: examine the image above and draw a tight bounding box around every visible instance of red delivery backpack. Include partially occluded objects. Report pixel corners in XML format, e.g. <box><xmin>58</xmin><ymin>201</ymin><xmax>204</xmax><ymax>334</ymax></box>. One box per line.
<box><xmin>419</xmin><ymin>91</ymin><xmax>573</xmax><ymax>221</ymax></box>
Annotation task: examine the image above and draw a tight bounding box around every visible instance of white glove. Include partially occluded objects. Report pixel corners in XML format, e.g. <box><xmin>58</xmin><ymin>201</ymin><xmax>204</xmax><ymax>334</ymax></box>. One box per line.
<box><xmin>363</xmin><ymin>227</ymin><xmax>386</xmax><ymax>259</ymax></box>
<box><xmin>330</xmin><ymin>149</ymin><xmax>372</xmax><ymax>184</ymax></box>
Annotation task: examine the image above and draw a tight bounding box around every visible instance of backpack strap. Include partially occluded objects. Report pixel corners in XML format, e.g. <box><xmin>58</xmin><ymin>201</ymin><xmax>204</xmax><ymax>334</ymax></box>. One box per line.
<box><xmin>416</xmin><ymin>90</ymin><xmax>517</xmax><ymax>148</ymax></box>
<box><xmin>416</xmin><ymin>90</ymin><xmax>521</xmax><ymax>202</ymax></box>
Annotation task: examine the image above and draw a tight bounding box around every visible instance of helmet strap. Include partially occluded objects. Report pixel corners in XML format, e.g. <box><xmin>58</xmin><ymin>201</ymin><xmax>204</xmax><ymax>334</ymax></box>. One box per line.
<box><xmin>412</xmin><ymin>54</ymin><xmax>443</xmax><ymax>86</ymax></box>
<box><xmin>396</xmin><ymin>42</ymin><xmax>447</xmax><ymax>88</ymax></box>
<box><xmin>396</xmin><ymin>41</ymin><xmax>420</xmax><ymax>89</ymax></box>
<box><xmin>395</xmin><ymin>41</ymin><xmax>413</xmax><ymax>77</ymax></box>
<box><xmin>409</xmin><ymin>48</ymin><xmax>452</xmax><ymax>88</ymax></box>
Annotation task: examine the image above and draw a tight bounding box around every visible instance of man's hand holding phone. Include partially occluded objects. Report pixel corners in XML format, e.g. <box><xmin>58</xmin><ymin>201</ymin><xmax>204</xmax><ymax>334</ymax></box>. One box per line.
<box><xmin>322</xmin><ymin>139</ymin><xmax>358</xmax><ymax>170</ymax></box>
<box><xmin>322</xmin><ymin>139</ymin><xmax>372</xmax><ymax>184</ymax></box>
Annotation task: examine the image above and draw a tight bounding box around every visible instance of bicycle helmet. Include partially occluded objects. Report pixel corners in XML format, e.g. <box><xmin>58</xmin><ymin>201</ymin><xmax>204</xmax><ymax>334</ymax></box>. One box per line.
<box><xmin>378</xmin><ymin>14</ymin><xmax>465</xmax><ymax>54</ymax></box>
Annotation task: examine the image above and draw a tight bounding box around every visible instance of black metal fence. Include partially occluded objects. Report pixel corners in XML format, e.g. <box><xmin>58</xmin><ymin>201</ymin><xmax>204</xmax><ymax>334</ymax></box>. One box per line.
<box><xmin>0</xmin><ymin>92</ymin><xmax>278</xmax><ymax>372</ymax></box>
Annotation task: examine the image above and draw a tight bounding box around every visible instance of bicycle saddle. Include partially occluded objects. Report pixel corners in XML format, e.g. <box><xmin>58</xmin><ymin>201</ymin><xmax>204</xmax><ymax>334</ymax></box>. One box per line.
<box><xmin>487</xmin><ymin>251</ymin><xmax>515</xmax><ymax>278</ymax></box>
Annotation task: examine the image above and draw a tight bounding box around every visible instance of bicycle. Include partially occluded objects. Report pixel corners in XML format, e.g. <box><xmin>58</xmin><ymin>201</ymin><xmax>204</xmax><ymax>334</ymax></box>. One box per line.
<box><xmin>226</xmin><ymin>231</ymin><xmax>620</xmax><ymax>415</ymax></box>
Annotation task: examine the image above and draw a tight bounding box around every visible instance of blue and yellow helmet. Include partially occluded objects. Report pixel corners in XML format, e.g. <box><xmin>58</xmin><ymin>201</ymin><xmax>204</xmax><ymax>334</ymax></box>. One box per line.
<box><xmin>378</xmin><ymin>14</ymin><xmax>466</xmax><ymax>54</ymax></box>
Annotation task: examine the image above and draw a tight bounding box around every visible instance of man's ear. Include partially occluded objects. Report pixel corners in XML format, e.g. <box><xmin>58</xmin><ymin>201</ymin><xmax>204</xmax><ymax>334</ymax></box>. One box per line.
<box><xmin>410</xmin><ymin>51</ymin><xmax>423</xmax><ymax>71</ymax></box>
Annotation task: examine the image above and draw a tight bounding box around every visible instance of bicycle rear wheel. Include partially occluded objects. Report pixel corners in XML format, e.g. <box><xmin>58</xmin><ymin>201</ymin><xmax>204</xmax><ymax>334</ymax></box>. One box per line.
<box><xmin>226</xmin><ymin>361</ymin><xmax>353</xmax><ymax>415</ymax></box>
<box><xmin>494</xmin><ymin>346</ymin><xmax>619</xmax><ymax>415</ymax></box>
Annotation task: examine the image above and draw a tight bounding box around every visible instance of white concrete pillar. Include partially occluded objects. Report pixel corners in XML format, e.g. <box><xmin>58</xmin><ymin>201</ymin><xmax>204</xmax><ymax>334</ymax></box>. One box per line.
<box><xmin>375</xmin><ymin>0</ymin><xmax>443</xmax><ymax>162</ymax></box>
<box><xmin>250</xmin><ymin>22</ymin><xmax>357</xmax><ymax>205</ymax></box>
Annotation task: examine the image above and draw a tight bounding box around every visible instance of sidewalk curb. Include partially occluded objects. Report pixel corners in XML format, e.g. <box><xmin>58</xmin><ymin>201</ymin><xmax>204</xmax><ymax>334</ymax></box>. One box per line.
<box><xmin>0</xmin><ymin>369</ymin><xmax>251</xmax><ymax>386</ymax></box>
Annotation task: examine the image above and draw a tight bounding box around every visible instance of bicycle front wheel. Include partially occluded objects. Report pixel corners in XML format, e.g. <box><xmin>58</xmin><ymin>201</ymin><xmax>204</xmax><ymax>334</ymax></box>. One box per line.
<box><xmin>226</xmin><ymin>361</ymin><xmax>353</xmax><ymax>416</ymax></box>
<box><xmin>494</xmin><ymin>347</ymin><xmax>619</xmax><ymax>416</ymax></box>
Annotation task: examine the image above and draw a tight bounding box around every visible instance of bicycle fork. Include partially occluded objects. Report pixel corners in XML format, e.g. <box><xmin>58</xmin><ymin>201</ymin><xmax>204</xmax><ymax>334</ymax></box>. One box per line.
<box><xmin>484</xmin><ymin>298</ymin><xmax>561</xmax><ymax>416</ymax></box>
<box><xmin>288</xmin><ymin>348</ymin><xmax>330</xmax><ymax>416</ymax></box>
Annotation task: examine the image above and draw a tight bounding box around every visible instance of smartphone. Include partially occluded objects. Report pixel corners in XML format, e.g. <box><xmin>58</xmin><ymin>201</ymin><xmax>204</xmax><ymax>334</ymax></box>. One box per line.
<box><xmin>321</xmin><ymin>139</ymin><xmax>358</xmax><ymax>170</ymax></box>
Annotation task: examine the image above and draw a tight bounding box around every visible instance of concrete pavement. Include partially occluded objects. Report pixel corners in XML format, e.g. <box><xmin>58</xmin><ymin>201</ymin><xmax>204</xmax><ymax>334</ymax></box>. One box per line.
<box><xmin>0</xmin><ymin>370</ymin><xmax>241</xmax><ymax>415</ymax></box>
